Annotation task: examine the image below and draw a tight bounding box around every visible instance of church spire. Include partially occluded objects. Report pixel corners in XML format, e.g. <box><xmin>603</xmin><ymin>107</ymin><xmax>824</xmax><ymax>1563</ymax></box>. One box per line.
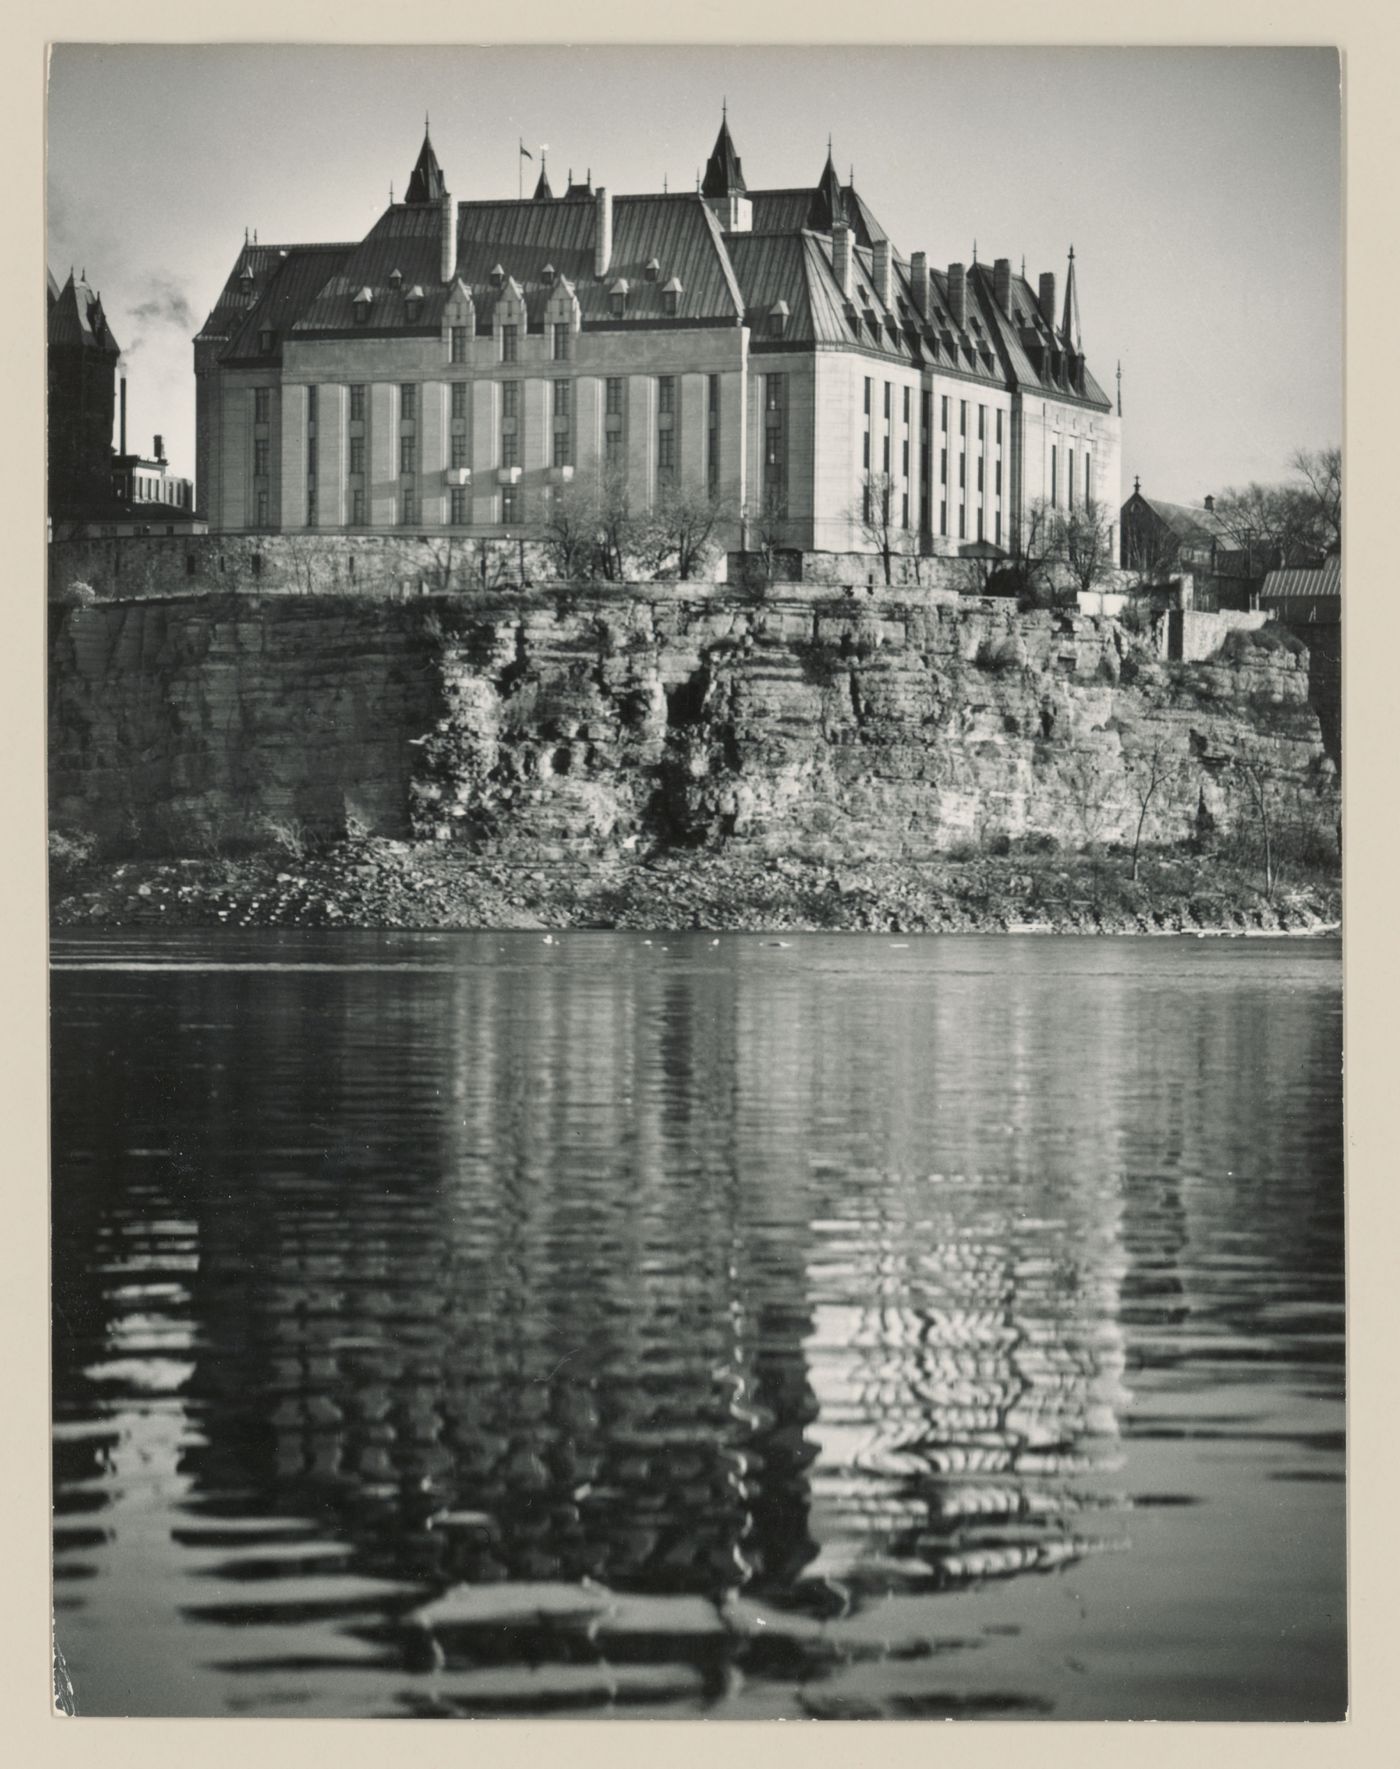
<box><xmin>1061</xmin><ymin>244</ymin><xmax>1081</xmax><ymax>351</ymax></box>
<box><xmin>404</xmin><ymin>120</ymin><xmax>446</xmax><ymax>205</ymax></box>
<box><xmin>532</xmin><ymin>148</ymin><xmax>554</xmax><ymax>201</ymax></box>
<box><xmin>701</xmin><ymin>106</ymin><xmax>746</xmax><ymax>198</ymax></box>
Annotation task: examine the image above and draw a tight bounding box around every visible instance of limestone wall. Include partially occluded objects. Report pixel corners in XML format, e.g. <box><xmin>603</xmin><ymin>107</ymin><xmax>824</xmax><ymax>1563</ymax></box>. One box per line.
<box><xmin>49</xmin><ymin>585</ymin><xmax>1337</xmax><ymax>864</ymax></box>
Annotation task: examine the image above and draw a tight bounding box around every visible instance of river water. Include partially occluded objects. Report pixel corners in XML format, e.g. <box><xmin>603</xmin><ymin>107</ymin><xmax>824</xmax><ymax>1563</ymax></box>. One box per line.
<box><xmin>50</xmin><ymin>930</ymin><xmax>1345</xmax><ymax>1720</ymax></box>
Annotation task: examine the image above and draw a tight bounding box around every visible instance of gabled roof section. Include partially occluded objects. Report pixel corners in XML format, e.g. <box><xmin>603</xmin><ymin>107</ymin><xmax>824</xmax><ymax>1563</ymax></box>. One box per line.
<box><xmin>293</xmin><ymin>204</ymin><xmax>444</xmax><ymax>334</ymax></box>
<box><xmin>1129</xmin><ymin>494</ymin><xmax>1229</xmax><ymax>544</ymax></box>
<box><xmin>701</xmin><ymin>112</ymin><xmax>746</xmax><ymax>198</ymax></box>
<box><xmin>966</xmin><ymin>261</ymin><xmax>1111</xmax><ymax>409</ymax></box>
<box><xmin>404</xmin><ymin>125</ymin><xmax>447</xmax><ymax>204</ymax></box>
<box><xmin>48</xmin><ymin>271</ymin><xmax>121</xmax><ymax>356</ymax></box>
<box><xmin>198</xmin><ymin>240</ymin><xmax>349</xmax><ymax>344</ymax></box>
<box><xmin>216</xmin><ymin>243</ymin><xmax>356</xmax><ymax>359</ymax></box>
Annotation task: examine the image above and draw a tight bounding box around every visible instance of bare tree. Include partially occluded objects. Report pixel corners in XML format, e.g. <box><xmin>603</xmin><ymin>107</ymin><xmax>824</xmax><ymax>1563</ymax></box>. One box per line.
<box><xmin>1289</xmin><ymin>445</ymin><xmax>1342</xmax><ymax>555</ymax></box>
<box><xmin>469</xmin><ymin>536</ymin><xmax>512</xmax><ymax>592</ymax></box>
<box><xmin>1062</xmin><ymin>750</ymin><xmax>1122</xmax><ymax>905</ymax></box>
<box><xmin>647</xmin><ymin>478</ymin><xmax>738</xmax><ymax>581</ymax></box>
<box><xmin>422</xmin><ymin>533</ymin><xmax>467</xmax><ymax>594</ymax></box>
<box><xmin>745</xmin><ymin>487</ymin><xmax>789</xmax><ymax>591</ymax></box>
<box><xmin>1122</xmin><ymin>735</ymin><xmax>1184</xmax><ymax>881</ymax></box>
<box><xmin>852</xmin><ymin>471</ymin><xmax>903</xmax><ymax>585</ymax></box>
<box><xmin>540</xmin><ymin>475</ymin><xmax>604</xmax><ymax>581</ymax></box>
<box><xmin>1233</xmin><ymin>756</ymin><xmax>1277</xmax><ymax>900</ymax></box>
<box><xmin>1051</xmin><ymin>495</ymin><xmax>1118</xmax><ymax>597</ymax></box>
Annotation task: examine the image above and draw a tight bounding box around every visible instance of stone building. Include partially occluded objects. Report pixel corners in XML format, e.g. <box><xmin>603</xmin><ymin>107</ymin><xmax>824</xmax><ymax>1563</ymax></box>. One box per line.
<box><xmin>48</xmin><ymin>267</ymin><xmax>121</xmax><ymax>526</ymax></box>
<box><xmin>1119</xmin><ymin>482</ymin><xmax>1267</xmax><ymax>611</ymax></box>
<box><xmin>194</xmin><ymin>116</ymin><xmax>1121</xmax><ymax>562</ymax></box>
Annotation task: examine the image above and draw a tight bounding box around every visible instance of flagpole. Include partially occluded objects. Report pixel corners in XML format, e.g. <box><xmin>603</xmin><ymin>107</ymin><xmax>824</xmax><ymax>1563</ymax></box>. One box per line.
<box><xmin>519</xmin><ymin>137</ymin><xmax>523</xmax><ymax>202</ymax></box>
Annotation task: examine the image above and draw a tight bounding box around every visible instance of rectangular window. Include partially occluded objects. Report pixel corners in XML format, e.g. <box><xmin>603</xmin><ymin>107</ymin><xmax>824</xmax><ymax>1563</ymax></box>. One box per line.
<box><xmin>658</xmin><ymin>431</ymin><xmax>676</xmax><ymax>474</ymax></box>
<box><xmin>306</xmin><ymin>491</ymin><xmax>318</xmax><ymax>527</ymax></box>
<box><xmin>995</xmin><ymin>511</ymin><xmax>1002</xmax><ymax>546</ymax></box>
<box><xmin>995</xmin><ymin>460</ymin><xmax>1002</xmax><ymax>496</ymax></box>
<box><xmin>554</xmin><ymin>380</ymin><xmax>571</xmax><ymax>418</ymax></box>
<box><xmin>307</xmin><ymin>385</ymin><xmax>318</xmax><ymax>425</ymax></box>
<box><xmin>307</xmin><ymin>435</ymin><xmax>317</xmax><ymax>478</ymax></box>
<box><xmin>554</xmin><ymin>430</ymin><xmax>571</xmax><ymax>467</ymax></box>
<box><xmin>606</xmin><ymin>377</ymin><xmax>623</xmax><ymax>416</ymax></box>
<box><xmin>349</xmin><ymin>384</ymin><xmax>365</xmax><ymax>422</ymax></box>
<box><xmin>254</xmin><ymin>388</ymin><xmax>270</xmax><ymax>424</ymax></box>
<box><xmin>940</xmin><ymin>498</ymin><xmax>948</xmax><ymax>537</ymax></box>
<box><xmin>978</xmin><ymin>405</ymin><xmax>985</xmax><ymax>441</ymax></box>
<box><xmin>940</xmin><ymin>449</ymin><xmax>947</xmax><ymax>486</ymax></box>
<box><xmin>350</xmin><ymin>437</ymin><xmax>365</xmax><ymax>475</ymax></box>
<box><xmin>902</xmin><ymin>492</ymin><xmax>909</xmax><ymax>529</ymax></box>
<box><xmin>709</xmin><ymin>374</ymin><xmax>720</xmax><ymax>415</ymax></box>
<box><xmin>959</xmin><ymin>455</ymin><xmax>966</xmax><ymax>490</ymax></box>
<box><xmin>451</xmin><ymin>382</ymin><xmax>468</xmax><ymax>420</ymax></box>
<box><xmin>605</xmin><ymin>431</ymin><xmax>622</xmax><ymax>467</ymax></box>
<box><xmin>658</xmin><ymin>375</ymin><xmax>675</xmax><ymax>415</ymax></box>
<box><xmin>401</xmin><ymin>490</ymin><xmax>416</xmax><ymax>526</ymax></box>
<box><xmin>977</xmin><ymin>458</ymin><xmax>984</xmax><ymax>493</ymax></box>
<box><xmin>352</xmin><ymin>488</ymin><xmax>365</xmax><ymax>525</ymax></box>
<box><xmin>940</xmin><ymin>395</ymin><xmax>949</xmax><ymax>433</ymax></box>
<box><xmin>501</xmin><ymin>324</ymin><xmax>518</xmax><ymax>363</ymax></box>
<box><xmin>502</xmin><ymin>381</ymin><xmax>518</xmax><ymax>420</ymax></box>
<box><xmin>1051</xmin><ymin>446</ymin><xmax>1058</xmax><ymax>507</ymax></box>
<box><xmin>903</xmin><ymin>386</ymin><xmax>911</xmax><ymax>423</ymax></box>
<box><xmin>501</xmin><ymin>432</ymin><xmax>519</xmax><ymax>469</ymax></box>
<box><xmin>958</xmin><ymin>504</ymin><xmax>966</xmax><ymax>539</ymax></box>
<box><xmin>959</xmin><ymin>400</ymin><xmax>967</xmax><ymax>437</ymax></box>
<box><xmin>450</xmin><ymin>487</ymin><xmax>468</xmax><ymax>524</ymax></box>
<box><xmin>767</xmin><ymin>374</ymin><xmax>785</xmax><ymax>413</ymax></box>
<box><xmin>501</xmin><ymin>485</ymin><xmax>518</xmax><ymax>523</ymax></box>
<box><xmin>1085</xmin><ymin>452</ymin><xmax>1092</xmax><ymax>503</ymax></box>
<box><xmin>883</xmin><ymin>383</ymin><xmax>891</xmax><ymax>419</ymax></box>
<box><xmin>902</xmin><ymin>439</ymin><xmax>910</xmax><ymax>478</ymax></box>
<box><xmin>254</xmin><ymin>439</ymin><xmax>270</xmax><ymax>477</ymax></box>
<box><xmin>450</xmin><ymin>325</ymin><xmax>467</xmax><ymax>363</ymax></box>
<box><xmin>400</xmin><ymin>383</ymin><xmax>417</xmax><ymax>422</ymax></box>
<box><xmin>1068</xmin><ymin>449</ymin><xmax>1075</xmax><ymax>509</ymax></box>
<box><xmin>553</xmin><ymin>323</ymin><xmax>570</xmax><ymax>362</ymax></box>
<box><xmin>996</xmin><ymin>409</ymin><xmax>1003</xmax><ymax>446</ymax></box>
<box><xmin>864</xmin><ymin>377</ymin><xmax>872</xmax><ymax>416</ymax></box>
<box><xmin>451</xmin><ymin>432</ymin><xmax>469</xmax><ymax>469</ymax></box>
<box><xmin>883</xmin><ymin>435</ymin><xmax>891</xmax><ymax>473</ymax></box>
<box><xmin>863</xmin><ymin>433</ymin><xmax>870</xmax><ymax>470</ymax></box>
<box><xmin>977</xmin><ymin>507</ymin><xmax>984</xmax><ymax>541</ymax></box>
<box><xmin>256</xmin><ymin>489</ymin><xmax>269</xmax><ymax>527</ymax></box>
<box><xmin>400</xmin><ymin>436</ymin><xmax>417</xmax><ymax>475</ymax></box>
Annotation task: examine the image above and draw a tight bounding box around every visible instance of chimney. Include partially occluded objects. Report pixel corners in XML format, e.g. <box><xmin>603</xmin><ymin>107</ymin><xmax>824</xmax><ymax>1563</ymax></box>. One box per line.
<box><xmin>594</xmin><ymin>187</ymin><xmax>613</xmax><ymax>278</ymax></box>
<box><xmin>154</xmin><ymin>434</ymin><xmax>165</xmax><ymax>463</ymax></box>
<box><xmin>119</xmin><ymin>375</ymin><xmax>127</xmax><ymax>456</ymax></box>
<box><xmin>993</xmin><ymin>257</ymin><xmax>1012</xmax><ymax>316</ymax></box>
<box><xmin>440</xmin><ymin>191</ymin><xmax>456</xmax><ymax>283</ymax></box>
<box><xmin>832</xmin><ymin>221</ymin><xmax>853</xmax><ymax>297</ymax></box>
<box><xmin>1038</xmin><ymin>271</ymin><xmax>1056</xmax><ymax>326</ymax></box>
<box><xmin>872</xmin><ymin>238</ymin><xmax>892</xmax><ymax>309</ymax></box>
<box><xmin>947</xmin><ymin>262</ymin><xmax>966</xmax><ymax>330</ymax></box>
<box><xmin>910</xmin><ymin>251</ymin><xmax>929</xmax><ymax>319</ymax></box>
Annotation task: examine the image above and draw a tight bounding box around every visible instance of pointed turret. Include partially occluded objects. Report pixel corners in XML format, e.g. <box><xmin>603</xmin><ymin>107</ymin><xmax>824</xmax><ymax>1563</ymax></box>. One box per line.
<box><xmin>404</xmin><ymin>121</ymin><xmax>446</xmax><ymax>204</ymax></box>
<box><xmin>701</xmin><ymin>106</ymin><xmax>752</xmax><ymax>232</ymax></box>
<box><xmin>1061</xmin><ymin>244</ymin><xmax>1081</xmax><ymax>352</ymax></box>
<box><xmin>532</xmin><ymin>151</ymin><xmax>554</xmax><ymax>201</ymax></box>
<box><xmin>808</xmin><ymin>142</ymin><xmax>845</xmax><ymax>231</ymax></box>
<box><xmin>701</xmin><ymin>106</ymin><xmax>746</xmax><ymax>198</ymax></box>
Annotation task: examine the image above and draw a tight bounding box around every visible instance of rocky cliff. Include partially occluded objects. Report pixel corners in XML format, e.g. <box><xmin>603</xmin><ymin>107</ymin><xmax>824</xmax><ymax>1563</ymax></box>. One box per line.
<box><xmin>48</xmin><ymin>588</ymin><xmax>1336</xmax><ymax>862</ymax></box>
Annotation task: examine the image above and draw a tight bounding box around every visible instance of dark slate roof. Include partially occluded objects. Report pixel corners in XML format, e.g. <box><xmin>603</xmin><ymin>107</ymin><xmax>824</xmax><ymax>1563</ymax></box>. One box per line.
<box><xmin>48</xmin><ymin>267</ymin><xmax>60</xmax><ymax>303</ymax></box>
<box><xmin>808</xmin><ymin>154</ymin><xmax>846</xmax><ymax>231</ymax></box>
<box><xmin>1128</xmin><ymin>494</ymin><xmax>1229</xmax><ymax>545</ymax></box>
<box><xmin>48</xmin><ymin>271</ymin><xmax>121</xmax><ymax>356</ymax></box>
<box><xmin>532</xmin><ymin>161</ymin><xmax>554</xmax><ymax>201</ymax></box>
<box><xmin>1262</xmin><ymin>556</ymin><xmax>1342</xmax><ymax>602</ymax></box>
<box><xmin>196</xmin><ymin>241</ymin><xmax>357</xmax><ymax>344</ymax></box>
<box><xmin>966</xmin><ymin>263</ymin><xmax>1110</xmax><ymax>408</ymax></box>
<box><xmin>701</xmin><ymin>116</ymin><xmax>746</xmax><ymax>198</ymax></box>
<box><xmin>222</xmin><ymin>243</ymin><xmax>360</xmax><ymax>361</ymax></box>
<box><xmin>404</xmin><ymin>128</ymin><xmax>447</xmax><ymax>204</ymax></box>
<box><xmin>290</xmin><ymin>193</ymin><xmax>744</xmax><ymax>335</ymax></box>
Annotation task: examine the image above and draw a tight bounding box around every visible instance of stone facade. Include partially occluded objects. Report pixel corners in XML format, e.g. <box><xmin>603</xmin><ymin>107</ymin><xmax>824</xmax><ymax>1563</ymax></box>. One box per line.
<box><xmin>194</xmin><ymin>118</ymin><xmax>1121</xmax><ymax>565</ymax></box>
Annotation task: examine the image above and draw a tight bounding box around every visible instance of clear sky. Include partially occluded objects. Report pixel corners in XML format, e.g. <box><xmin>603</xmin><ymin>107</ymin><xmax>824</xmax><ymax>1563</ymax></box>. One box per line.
<box><xmin>46</xmin><ymin>43</ymin><xmax>1341</xmax><ymax>508</ymax></box>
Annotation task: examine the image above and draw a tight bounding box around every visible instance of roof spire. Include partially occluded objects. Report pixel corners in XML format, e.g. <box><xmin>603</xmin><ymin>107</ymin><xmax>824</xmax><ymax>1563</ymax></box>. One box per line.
<box><xmin>405</xmin><ymin>120</ymin><xmax>447</xmax><ymax>204</ymax></box>
<box><xmin>532</xmin><ymin>147</ymin><xmax>554</xmax><ymax>201</ymax></box>
<box><xmin>972</xmin><ymin>238</ymin><xmax>978</xmax><ymax>264</ymax></box>
<box><xmin>1061</xmin><ymin>243</ymin><xmax>1081</xmax><ymax>351</ymax></box>
<box><xmin>701</xmin><ymin>105</ymin><xmax>746</xmax><ymax>198</ymax></box>
<box><xmin>809</xmin><ymin>139</ymin><xmax>846</xmax><ymax>230</ymax></box>
<box><xmin>1117</xmin><ymin>359</ymin><xmax>1123</xmax><ymax>417</ymax></box>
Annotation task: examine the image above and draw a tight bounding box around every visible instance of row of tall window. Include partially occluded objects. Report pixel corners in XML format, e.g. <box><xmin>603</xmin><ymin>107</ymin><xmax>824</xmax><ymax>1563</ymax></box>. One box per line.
<box><xmin>1049</xmin><ymin>442</ymin><xmax>1093</xmax><ymax>511</ymax></box>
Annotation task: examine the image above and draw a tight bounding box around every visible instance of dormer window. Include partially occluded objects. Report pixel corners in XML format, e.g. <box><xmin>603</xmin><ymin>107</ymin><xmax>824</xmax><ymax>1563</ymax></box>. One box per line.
<box><xmin>353</xmin><ymin>286</ymin><xmax>373</xmax><ymax>325</ymax></box>
<box><xmin>389</xmin><ymin>267</ymin><xmax>403</xmax><ymax>289</ymax></box>
<box><xmin>662</xmin><ymin>275</ymin><xmax>683</xmax><ymax>317</ymax></box>
<box><xmin>610</xmin><ymin>277</ymin><xmax>629</xmax><ymax>319</ymax></box>
<box><xmin>404</xmin><ymin>285</ymin><xmax>423</xmax><ymax>321</ymax></box>
<box><xmin>542</xmin><ymin>263</ymin><xmax>555</xmax><ymax>283</ymax></box>
<box><xmin>769</xmin><ymin>300</ymin><xmax>789</xmax><ymax>339</ymax></box>
<box><xmin>239</xmin><ymin>266</ymin><xmax>254</xmax><ymax>290</ymax></box>
<box><xmin>490</xmin><ymin>264</ymin><xmax>506</xmax><ymax>289</ymax></box>
<box><xmin>645</xmin><ymin>257</ymin><xmax>661</xmax><ymax>283</ymax></box>
<box><xmin>259</xmin><ymin>328</ymin><xmax>273</xmax><ymax>354</ymax></box>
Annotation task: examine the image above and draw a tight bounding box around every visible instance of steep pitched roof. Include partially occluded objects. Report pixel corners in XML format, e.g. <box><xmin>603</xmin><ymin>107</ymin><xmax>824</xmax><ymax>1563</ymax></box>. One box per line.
<box><xmin>48</xmin><ymin>271</ymin><xmax>121</xmax><ymax>356</ymax></box>
<box><xmin>222</xmin><ymin>243</ymin><xmax>359</xmax><ymax>361</ymax></box>
<box><xmin>701</xmin><ymin>115</ymin><xmax>746</xmax><ymax>198</ymax></box>
<box><xmin>808</xmin><ymin>152</ymin><xmax>845</xmax><ymax>231</ymax></box>
<box><xmin>532</xmin><ymin>157</ymin><xmax>554</xmax><ymax>201</ymax></box>
<box><xmin>404</xmin><ymin>126</ymin><xmax>447</xmax><ymax>204</ymax></box>
<box><xmin>1129</xmin><ymin>494</ymin><xmax>1229</xmax><ymax>544</ymax></box>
